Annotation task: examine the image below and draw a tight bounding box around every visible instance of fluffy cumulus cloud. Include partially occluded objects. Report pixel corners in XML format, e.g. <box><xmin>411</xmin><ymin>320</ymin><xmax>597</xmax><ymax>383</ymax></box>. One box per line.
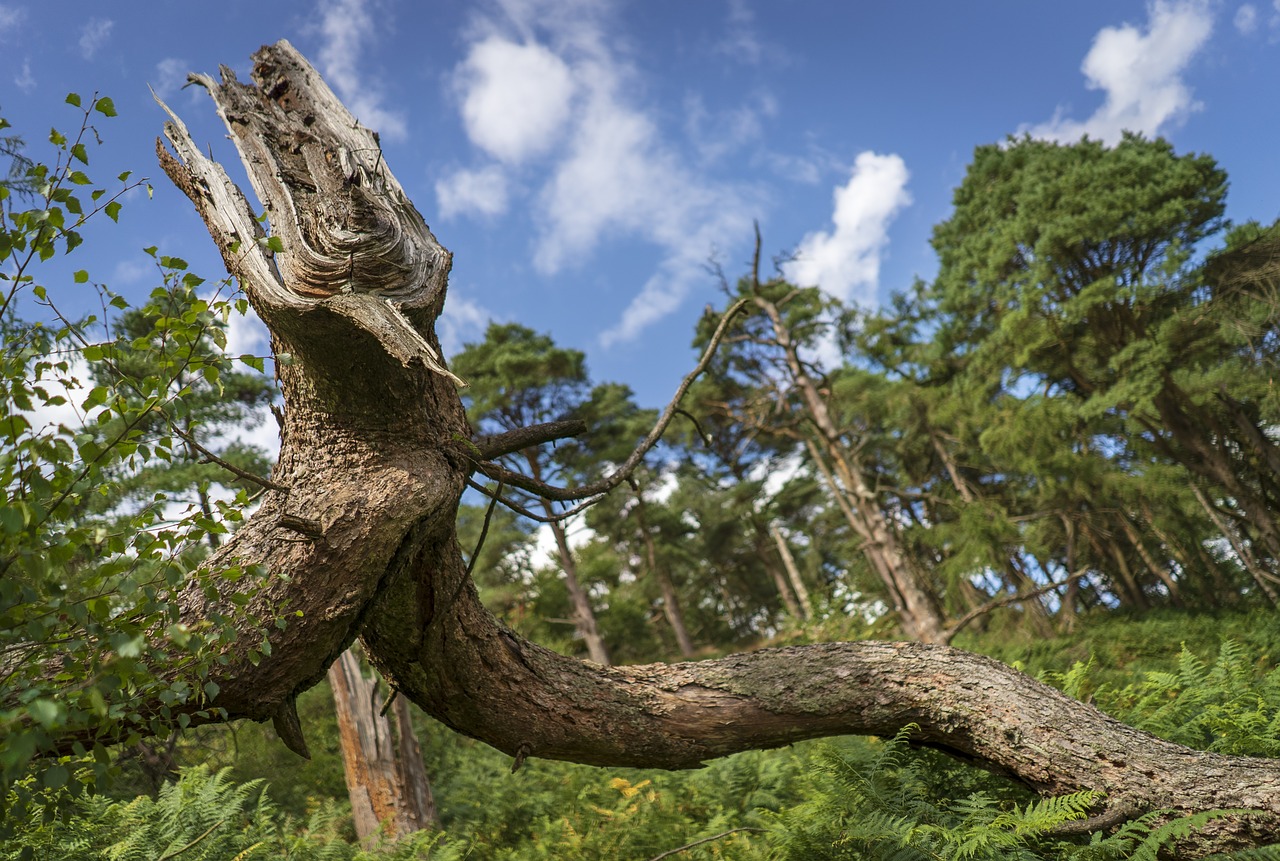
<box><xmin>435</xmin><ymin>165</ymin><xmax>510</xmax><ymax>219</ymax></box>
<box><xmin>1022</xmin><ymin>0</ymin><xmax>1213</xmax><ymax>144</ymax></box>
<box><xmin>313</xmin><ymin>0</ymin><xmax>408</xmax><ymax>141</ymax></box>
<box><xmin>444</xmin><ymin>0</ymin><xmax>757</xmax><ymax>345</ymax></box>
<box><xmin>78</xmin><ymin>18</ymin><xmax>113</xmax><ymax>60</ymax></box>
<box><xmin>783</xmin><ymin>152</ymin><xmax>911</xmax><ymax>306</ymax></box>
<box><xmin>455</xmin><ymin>38</ymin><xmax>575</xmax><ymax>164</ymax></box>
<box><xmin>213</xmin><ymin>303</ymin><xmax>282</xmax><ymax>459</ymax></box>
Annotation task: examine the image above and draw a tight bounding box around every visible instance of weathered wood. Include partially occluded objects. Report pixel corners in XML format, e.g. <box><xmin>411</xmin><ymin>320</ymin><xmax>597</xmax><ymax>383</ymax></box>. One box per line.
<box><xmin>327</xmin><ymin>649</ymin><xmax>436</xmax><ymax>843</ymax></box>
<box><xmin>149</xmin><ymin>40</ymin><xmax>1280</xmax><ymax>857</ymax></box>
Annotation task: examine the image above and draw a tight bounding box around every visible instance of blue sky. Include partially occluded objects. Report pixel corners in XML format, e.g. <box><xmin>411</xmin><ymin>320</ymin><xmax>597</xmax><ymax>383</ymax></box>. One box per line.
<box><xmin>5</xmin><ymin>0</ymin><xmax>1280</xmax><ymax>411</ymax></box>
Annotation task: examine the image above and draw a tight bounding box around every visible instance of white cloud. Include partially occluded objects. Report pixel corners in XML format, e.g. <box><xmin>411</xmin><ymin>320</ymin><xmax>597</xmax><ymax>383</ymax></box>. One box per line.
<box><xmin>455</xmin><ymin>37</ymin><xmax>575</xmax><ymax>164</ymax></box>
<box><xmin>782</xmin><ymin>151</ymin><xmax>911</xmax><ymax>306</ymax></box>
<box><xmin>684</xmin><ymin>91</ymin><xmax>775</xmax><ymax>163</ymax></box>
<box><xmin>111</xmin><ymin>258</ymin><xmax>151</xmax><ymax>285</ymax></box>
<box><xmin>1022</xmin><ymin>0</ymin><xmax>1213</xmax><ymax>144</ymax></box>
<box><xmin>717</xmin><ymin>0</ymin><xmax>765</xmax><ymax>64</ymax></box>
<box><xmin>450</xmin><ymin>0</ymin><xmax>758</xmax><ymax>346</ymax></box>
<box><xmin>1235</xmin><ymin>3</ymin><xmax>1259</xmax><ymax>33</ymax></box>
<box><xmin>22</xmin><ymin>355</ymin><xmax>95</xmax><ymax>435</ymax></box>
<box><xmin>313</xmin><ymin>0</ymin><xmax>408</xmax><ymax>142</ymax></box>
<box><xmin>13</xmin><ymin>59</ymin><xmax>33</xmax><ymax>93</ymax></box>
<box><xmin>152</xmin><ymin>58</ymin><xmax>191</xmax><ymax>101</ymax></box>
<box><xmin>210</xmin><ymin>301</ymin><xmax>279</xmax><ymax>459</ymax></box>
<box><xmin>78</xmin><ymin>18</ymin><xmax>113</xmax><ymax>60</ymax></box>
<box><xmin>438</xmin><ymin>294</ymin><xmax>493</xmax><ymax>358</ymax></box>
<box><xmin>0</xmin><ymin>5</ymin><xmax>23</xmax><ymax>36</ymax></box>
<box><xmin>436</xmin><ymin>165</ymin><xmax>510</xmax><ymax>219</ymax></box>
<box><xmin>223</xmin><ymin>303</ymin><xmax>270</xmax><ymax>358</ymax></box>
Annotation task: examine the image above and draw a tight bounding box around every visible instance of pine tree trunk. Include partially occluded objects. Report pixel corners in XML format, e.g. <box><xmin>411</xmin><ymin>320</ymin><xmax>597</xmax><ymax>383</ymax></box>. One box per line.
<box><xmin>756</xmin><ymin>524</ymin><xmax>804</xmax><ymax>619</ymax></box>
<box><xmin>327</xmin><ymin>649</ymin><xmax>437</xmax><ymax>843</ymax></box>
<box><xmin>752</xmin><ymin>294</ymin><xmax>946</xmax><ymax>643</ymax></box>
<box><xmin>543</xmin><ymin>504</ymin><xmax>611</xmax><ymax>665</ymax></box>
<box><xmin>770</xmin><ymin>524</ymin><xmax>812</xmax><ymax>620</ymax></box>
<box><xmin>633</xmin><ymin>492</ymin><xmax>696</xmax><ymax>657</ymax></box>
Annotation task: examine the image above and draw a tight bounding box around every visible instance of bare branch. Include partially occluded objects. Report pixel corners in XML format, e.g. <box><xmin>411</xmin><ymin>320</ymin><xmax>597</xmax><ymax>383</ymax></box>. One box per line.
<box><xmin>464</xmin><ymin>298</ymin><xmax>751</xmax><ymax>506</ymax></box>
<box><xmin>942</xmin><ymin>568</ymin><xmax>1091</xmax><ymax>644</ymax></box>
<box><xmin>644</xmin><ymin>828</ymin><xmax>767</xmax><ymax>861</ymax></box>
<box><xmin>472</xmin><ymin>420</ymin><xmax>588</xmax><ymax>460</ymax></box>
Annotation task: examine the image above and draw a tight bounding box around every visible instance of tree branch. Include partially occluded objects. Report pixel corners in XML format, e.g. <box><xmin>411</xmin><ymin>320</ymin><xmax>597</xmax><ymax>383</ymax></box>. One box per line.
<box><xmin>472</xmin><ymin>420</ymin><xmax>588</xmax><ymax>460</ymax></box>
<box><xmin>941</xmin><ymin>567</ymin><xmax>1091</xmax><ymax>644</ymax></box>
<box><xmin>363</xmin><ymin>556</ymin><xmax>1280</xmax><ymax>858</ymax></box>
<box><xmin>644</xmin><ymin>827</ymin><xmax>767</xmax><ymax>861</ymax></box>
<box><xmin>464</xmin><ymin>297</ymin><xmax>750</xmax><ymax>507</ymax></box>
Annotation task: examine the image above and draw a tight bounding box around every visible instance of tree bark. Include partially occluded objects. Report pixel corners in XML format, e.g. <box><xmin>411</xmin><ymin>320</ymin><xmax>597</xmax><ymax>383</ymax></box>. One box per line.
<box><xmin>143</xmin><ymin>41</ymin><xmax>1280</xmax><ymax>857</ymax></box>
<box><xmin>327</xmin><ymin>649</ymin><xmax>437</xmax><ymax>843</ymax></box>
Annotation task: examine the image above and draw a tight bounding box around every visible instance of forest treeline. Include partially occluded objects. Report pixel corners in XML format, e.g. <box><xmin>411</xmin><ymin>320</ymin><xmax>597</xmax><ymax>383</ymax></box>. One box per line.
<box><xmin>4</xmin><ymin>93</ymin><xmax>1280</xmax><ymax>859</ymax></box>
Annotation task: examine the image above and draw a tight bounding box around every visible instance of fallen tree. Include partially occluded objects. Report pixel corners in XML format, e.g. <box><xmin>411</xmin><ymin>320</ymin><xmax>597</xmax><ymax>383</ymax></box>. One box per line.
<box><xmin>125</xmin><ymin>41</ymin><xmax>1280</xmax><ymax>855</ymax></box>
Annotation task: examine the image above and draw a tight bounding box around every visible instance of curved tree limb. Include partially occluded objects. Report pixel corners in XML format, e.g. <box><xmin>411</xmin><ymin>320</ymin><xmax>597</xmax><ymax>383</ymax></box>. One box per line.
<box><xmin>142</xmin><ymin>41</ymin><xmax>1280</xmax><ymax>858</ymax></box>
<box><xmin>464</xmin><ymin>297</ymin><xmax>750</xmax><ymax>511</ymax></box>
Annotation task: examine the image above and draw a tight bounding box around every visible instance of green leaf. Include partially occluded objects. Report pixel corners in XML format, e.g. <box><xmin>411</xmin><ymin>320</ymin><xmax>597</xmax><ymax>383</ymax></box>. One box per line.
<box><xmin>70</xmin><ymin>143</ymin><xmax>88</xmax><ymax>165</ymax></box>
<box><xmin>82</xmin><ymin>385</ymin><xmax>110</xmax><ymax>411</ymax></box>
<box><xmin>94</xmin><ymin>96</ymin><xmax>117</xmax><ymax>117</ymax></box>
<box><xmin>104</xmin><ymin>201</ymin><xmax>121</xmax><ymax>222</ymax></box>
<box><xmin>65</xmin><ymin>92</ymin><xmax>82</xmax><ymax>107</ymax></box>
<box><xmin>42</xmin><ymin>764</ymin><xmax>68</xmax><ymax>790</ymax></box>
<box><xmin>28</xmin><ymin>699</ymin><xmax>62</xmax><ymax>728</ymax></box>
<box><xmin>74</xmin><ymin>269</ymin><xmax>89</xmax><ymax>283</ymax></box>
<box><xmin>0</xmin><ymin>506</ymin><xmax>24</xmax><ymax>534</ymax></box>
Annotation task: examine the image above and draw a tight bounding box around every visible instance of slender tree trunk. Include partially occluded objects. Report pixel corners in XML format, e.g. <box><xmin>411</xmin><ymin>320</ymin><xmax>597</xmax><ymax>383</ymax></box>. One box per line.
<box><xmin>327</xmin><ymin>649</ymin><xmax>437</xmax><ymax>843</ymax></box>
<box><xmin>1154</xmin><ymin>389</ymin><xmax>1280</xmax><ymax>565</ymax></box>
<box><xmin>392</xmin><ymin>695</ymin><xmax>437</xmax><ymax>831</ymax></box>
<box><xmin>770</xmin><ymin>524</ymin><xmax>811</xmax><ymax>620</ymax></box>
<box><xmin>1192</xmin><ymin>484</ymin><xmax>1280</xmax><ymax>607</ymax></box>
<box><xmin>632</xmin><ymin>492</ymin><xmax>695</xmax><ymax>658</ymax></box>
<box><xmin>526</xmin><ymin>454</ymin><xmax>610</xmax><ymax>665</ymax></box>
<box><xmin>753</xmin><ymin>294</ymin><xmax>945</xmax><ymax>643</ymax></box>
<box><xmin>1119</xmin><ymin>513</ymin><xmax>1183</xmax><ymax>607</ymax></box>
<box><xmin>542</xmin><ymin>502</ymin><xmax>611</xmax><ymax>665</ymax></box>
<box><xmin>755</xmin><ymin>523</ymin><xmax>804</xmax><ymax>619</ymax></box>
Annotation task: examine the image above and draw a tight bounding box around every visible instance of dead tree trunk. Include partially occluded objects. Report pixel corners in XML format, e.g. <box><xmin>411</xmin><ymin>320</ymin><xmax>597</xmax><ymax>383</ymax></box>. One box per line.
<box><xmin>327</xmin><ymin>649</ymin><xmax>437</xmax><ymax>843</ymax></box>
<box><xmin>140</xmin><ymin>41</ymin><xmax>1280</xmax><ymax>857</ymax></box>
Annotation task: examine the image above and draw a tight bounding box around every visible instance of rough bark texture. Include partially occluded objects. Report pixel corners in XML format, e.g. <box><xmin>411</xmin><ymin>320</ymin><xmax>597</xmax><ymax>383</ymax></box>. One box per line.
<box><xmin>150</xmin><ymin>41</ymin><xmax>1280</xmax><ymax>857</ymax></box>
<box><xmin>327</xmin><ymin>649</ymin><xmax>436</xmax><ymax>843</ymax></box>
